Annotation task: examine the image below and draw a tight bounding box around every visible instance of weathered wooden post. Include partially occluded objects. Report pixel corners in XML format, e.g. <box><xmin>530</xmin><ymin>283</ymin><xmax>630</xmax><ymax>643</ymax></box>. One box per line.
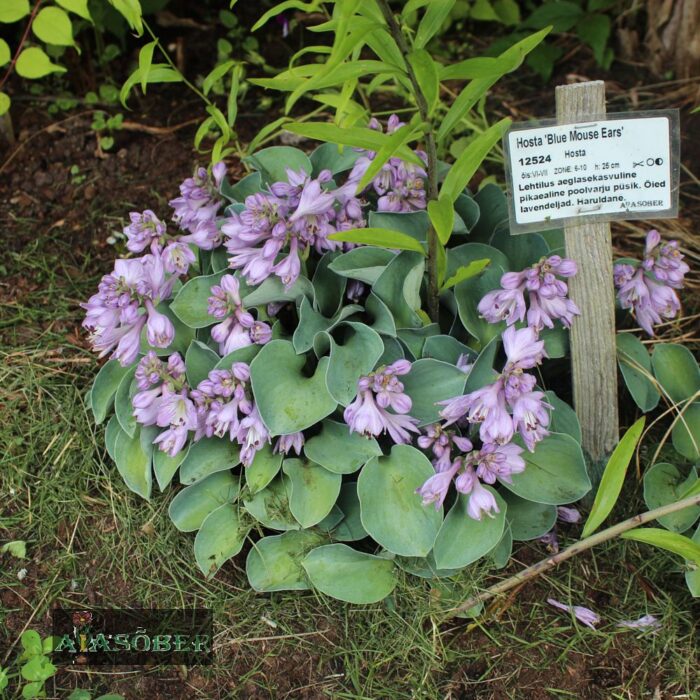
<box><xmin>555</xmin><ymin>81</ymin><xmax>619</xmax><ymax>461</ymax></box>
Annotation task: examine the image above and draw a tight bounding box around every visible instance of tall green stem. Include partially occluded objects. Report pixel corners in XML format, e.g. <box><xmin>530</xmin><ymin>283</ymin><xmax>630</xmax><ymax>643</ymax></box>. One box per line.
<box><xmin>375</xmin><ymin>0</ymin><xmax>440</xmax><ymax>321</ymax></box>
<box><xmin>447</xmin><ymin>492</ymin><xmax>700</xmax><ymax>618</ymax></box>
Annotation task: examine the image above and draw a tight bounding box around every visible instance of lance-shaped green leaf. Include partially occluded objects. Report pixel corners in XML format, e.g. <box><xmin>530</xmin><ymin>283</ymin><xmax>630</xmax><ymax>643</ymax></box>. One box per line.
<box><xmin>283</xmin><ymin>122</ymin><xmax>425</xmax><ymax>167</ymax></box>
<box><xmin>414</xmin><ymin>0</ymin><xmax>457</xmax><ymax>48</ymax></box>
<box><xmin>436</xmin><ymin>28</ymin><xmax>549</xmax><ymax>144</ymax></box>
<box><xmin>621</xmin><ymin>528</ymin><xmax>700</xmax><ymax>565</ymax></box>
<box><xmin>440</xmin><ymin>118</ymin><xmax>511</xmax><ymax>202</ymax></box>
<box><xmin>441</xmin><ymin>258</ymin><xmax>490</xmax><ymax>290</ymax></box>
<box><xmin>328</xmin><ymin>227</ymin><xmax>426</xmax><ymax>254</ymax></box>
<box><xmin>194</xmin><ymin>503</ymin><xmax>250</xmax><ymax>577</ymax></box>
<box><xmin>427</xmin><ymin>195</ymin><xmax>455</xmax><ymax>245</ymax></box>
<box><xmin>358</xmin><ymin>444</ymin><xmax>442</xmax><ymax>557</ymax></box>
<box><xmin>302</xmin><ymin>543</ymin><xmax>397</xmax><ymax>603</ymax></box>
<box><xmin>407</xmin><ymin>49</ymin><xmax>440</xmax><ymax>114</ymax></box>
<box><xmin>685</xmin><ymin>523</ymin><xmax>700</xmax><ymax>596</ymax></box>
<box><xmin>582</xmin><ymin>417</ymin><xmax>645</xmax><ymax>536</ymax></box>
<box><xmin>250</xmin><ymin>340</ymin><xmax>337</xmax><ymax>435</ymax></box>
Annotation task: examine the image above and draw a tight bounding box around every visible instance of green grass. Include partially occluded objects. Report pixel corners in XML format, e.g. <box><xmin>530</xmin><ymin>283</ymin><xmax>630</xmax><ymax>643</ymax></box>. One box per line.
<box><xmin>1</xmin><ymin>235</ymin><xmax>698</xmax><ymax>700</ymax></box>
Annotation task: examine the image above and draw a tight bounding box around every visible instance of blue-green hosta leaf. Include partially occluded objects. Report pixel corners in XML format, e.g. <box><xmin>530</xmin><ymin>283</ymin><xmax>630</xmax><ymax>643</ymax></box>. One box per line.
<box><xmin>114</xmin><ymin>366</ymin><xmax>138</xmax><ymax>438</ymax></box>
<box><xmin>393</xmin><ymin>552</ymin><xmax>461</xmax><ymax>579</ymax></box>
<box><xmin>504</xmin><ymin>432</ymin><xmax>591</xmax><ymax>506</ymax></box>
<box><xmin>358</xmin><ymin>444</ymin><xmax>442</xmax><ymax>557</ymax></box>
<box><xmin>433</xmin><ymin>488</ymin><xmax>507</xmax><ymax>569</ymax></box>
<box><xmin>490</xmin><ymin>228</ymin><xmax>549</xmax><ymax>269</ymax></box>
<box><xmin>469</xmin><ymin>184</ymin><xmax>509</xmax><ymax>242</ymax></box>
<box><xmin>105</xmin><ymin>415</ymin><xmax>123</xmax><ymax>462</ymax></box>
<box><xmin>283</xmin><ymin>458</ymin><xmax>342</xmax><ymax>528</ymax></box>
<box><xmin>643</xmin><ymin>463</ymin><xmax>700</xmax><ymax>533</ymax></box>
<box><xmin>501</xmin><ymin>490</ymin><xmax>556</xmax><ymax>541</ymax></box>
<box><xmin>582</xmin><ymin>418</ymin><xmax>645</xmax><ymax>536</ymax></box>
<box><xmin>331</xmin><ymin>482</ymin><xmax>367</xmax><ymax>541</ymax></box>
<box><xmin>672</xmin><ymin>402</ymin><xmax>700</xmax><ymax>462</ymax></box>
<box><xmin>214</xmin><ymin>344</ymin><xmax>261</xmax><ymax>370</ymax></box>
<box><xmin>446</xmin><ymin>242</ymin><xmax>509</xmax><ymax>279</ymax></box>
<box><xmin>246</xmin><ymin>530</ymin><xmax>326</xmax><ymax>593</ymax></box>
<box><xmin>369</xmin><ymin>210</ymin><xmax>430</xmax><ymax>246</ymax></box>
<box><xmin>303</xmin><ymin>419</ymin><xmax>382</xmax><ymax>474</ymax></box>
<box><xmin>397</xmin><ymin>324</ymin><xmax>440</xmax><ymax>360</ymax></box>
<box><xmin>309</xmin><ymin>142</ymin><xmax>362</xmax><ymax>177</ymax></box>
<box><xmin>244</xmin><ymin>146</ymin><xmax>313</xmax><ymax>184</ymax></box>
<box><xmin>185</xmin><ymin>340</ymin><xmax>219</xmax><ymax>387</ymax></box>
<box><xmin>114</xmin><ymin>427</ymin><xmax>153</xmax><ymax>500</ymax></box>
<box><xmin>327</xmin><ymin>247</ymin><xmax>396</xmax><ymax>285</ymax></box>
<box><xmin>90</xmin><ymin>359</ymin><xmax>134</xmax><ymax>424</ymax></box>
<box><xmin>243</xmin><ymin>475</ymin><xmax>299</xmax><ymax>530</ymax></box>
<box><xmin>372</xmin><ymin>251</ymin><xmax>425</xmax><ymax>330</ymax></box>
<box><xmin>454</xmin><ymin>264</ymin><xmax>505</xmax><ymax>347</ymax></box>
<box><xmin>323</xmin><ymin>322</ymin><xmax>384</xmax><ymax>406</ymax></box>
<box><xmin>463</xmin><ymin>335</ymin><xmax>499</xmax><ymax>395</ymax></box>
<box><xmin>616</xmin><ymin>333</ymin><xmax>660</xmax><ymax>412</ymax></box>
<box><xmin>241</xmin><ymin>274</ymin><xmax>314</xmax><ymax>307</ymax></box>
<box><xmin>540</xmin><ymin>327</ymin><xmax>569</xmax><ymax>359</ymax></box>
<box><xmin>292</xmin><ymin>297</ymin><xmax>362</xmax><ymax>354</ymax></box>
<box><xmin>221</xmin><ymin>171</ymin><xmax>262</xmax><ymax>203</ymax></box>
<box><xmin>490</xmin><ymin>526</ymin><xmax>513</xmax><ymax>569</ymax></box>
<box><xmin>422</xmin><ymin>335</ymin><xmax>475</xmax><ymax>365</ymax></box>
<box><xmin>153</xmin><ymin>445</ymin><xmax>189</xmax><ymax>491</ymax></box>
<box><xmin>179</xmin><ymin>437</ymin><xmax>240</xmax><ymax>485</ymax></box>
<box><xmin>545</xmin><ymin>392</ymin><xmax>582</xmax><ymax>444</ymax></box>
<box><xmin>302</xmin><ymin>543</ymin><xmax>397</xmax><ymax>603</ymax></box>
<box><xmin>652</xmin><ymin>343</ymin><xmax>700</xmax><ymax>404</ymax></box>
<box><xmin>401</xmin><ymin>358</ymin><xmax>467</xmax><ymax>426</ymax></box>
<box><xmin>365</xmin><ymin>292</ymin><xmax>398</xmax><ymax>337</ymax></box>
<box><xmin>194</xmin><ymin>503</ymin><xmax>250</xmax><ymax>577</ymax></box>
<box><xmin>245</xmin><ymin>443</ymin><xmax>283</xmax><ymax>494</ymax></box>
<box><xmin>168</xmin><ymin>470</ymin><xmax>240</xmax><ymax>532</ymax></box>
<box><xmin>250</xmin><ymin>340</ymin><xmax>337</xmax><ymax>435</ymax></box>
<box><xmin>170</xmin><ymin>271</ymin><xmax>226</xmax><ymax>328</ymax></box>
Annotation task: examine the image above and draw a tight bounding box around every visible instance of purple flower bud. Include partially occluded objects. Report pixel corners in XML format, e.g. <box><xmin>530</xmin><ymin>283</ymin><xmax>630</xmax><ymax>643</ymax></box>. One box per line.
<box><xmin>145</xmin><ymin>302</ymin><xmax>175</xmax><ymax>348</ymax></box>
<box><xmin>557</xmin><ymin>506</ymin><xmax>581</xmax><ymax>524</ymax></box>
<box><xmin>466</xmin><ymin>480</ymin><xmax>500</xmax><ymax>520</ymax></box>
<box><xmin>274</xmin><ymin>431</ymin><xmax>304</xmax><ymax>456</ymax></box>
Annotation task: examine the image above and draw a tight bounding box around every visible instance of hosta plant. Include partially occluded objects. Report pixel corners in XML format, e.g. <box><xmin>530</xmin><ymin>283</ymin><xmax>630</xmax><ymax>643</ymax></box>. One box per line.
<box><xmin>83</xmin><ymin>129</ymin><xmax>602</xmax><ymax>603</ymax></box>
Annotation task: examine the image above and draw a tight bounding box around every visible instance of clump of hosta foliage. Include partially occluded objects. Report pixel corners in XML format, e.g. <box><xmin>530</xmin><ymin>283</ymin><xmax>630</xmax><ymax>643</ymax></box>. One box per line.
<box><xmin>84</xmin><ymin>126</ymin><xmax>602</xmax><ymax>603</ymax></box>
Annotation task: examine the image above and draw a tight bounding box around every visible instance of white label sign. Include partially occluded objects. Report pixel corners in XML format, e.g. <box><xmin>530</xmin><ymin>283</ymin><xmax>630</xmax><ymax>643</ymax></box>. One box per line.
<box><xmin>504</xmin><ymin>113</ymin><xmax>678</xmax><ymax>232</ymax></box>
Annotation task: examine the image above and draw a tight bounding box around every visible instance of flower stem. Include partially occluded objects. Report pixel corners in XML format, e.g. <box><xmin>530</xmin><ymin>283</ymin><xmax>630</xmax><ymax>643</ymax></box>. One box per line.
<box><xmin>447</xmin><ymin>493</ymin><xmax>700</xmax><ymax>618</ymax></box>
<box><xmin>375</xmin><ymin>0</ymin><xmax>440</xmax><ymax>322</ymax></box>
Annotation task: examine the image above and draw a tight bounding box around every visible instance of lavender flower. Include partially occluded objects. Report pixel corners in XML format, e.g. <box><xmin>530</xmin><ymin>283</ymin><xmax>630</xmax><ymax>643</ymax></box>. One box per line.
<box><xmin>170</xmin><ymin>162</ymin><xmax>226</xmax><ymax>233</ymax></box>
<box><xmin>191</xmin><ymin>362</ymin><xmax>269</xmax><ymax>466</ymax></box>
<box><xmin>557</xmin><ymin>506</ymin><xmax>581</xmax><ymax>524</ymax></box>
<box><xmin>616</xmin><ymin>614</ymin><xmax>661</xmax><ymax>630</ymax></box>
<box><xmin>82</xmin><ymin>254</ymin><xmax>176</xmax><ymax>366</ymax></box>
<box><xmin>465</xmin><ymin>480</ymin><xmax>500</xmax><ymax>520</ymax></box>
<box><xmin>547</xmin><ymin>598</ymin><xmax>600</xmax><ymax>630</ymax></box>
<box><xmin>207</xmin><ymin>274</ymin><xmax>272</xmax><ymax>355</ymax></box>
<box><xmin>538</xmin><ymin>530</ymin><xmax>559</xmax><ymax>553</ymax></box>
<box><xmin>614</xmin><ymin>229</ymin><xmax>688</xmax><ymax>336</ymax></box>
<box><xmin>274</xmin><ymin>431</ymin><xmax>304</xmax><ymax>456</ymax></box>
<box><xmin>124</xmin><ymin>210</ymin><xmax>166</xmax><ymax>253</ymax></box>
<box><xmin>344</xmin><ymin>360</ymin><xmax>419</xmax><ymax>444</ymax></box>
<box><xmin>479</xmin><ymin>256</ymin><xmax>580</xmax><ymax>331</ymax></box>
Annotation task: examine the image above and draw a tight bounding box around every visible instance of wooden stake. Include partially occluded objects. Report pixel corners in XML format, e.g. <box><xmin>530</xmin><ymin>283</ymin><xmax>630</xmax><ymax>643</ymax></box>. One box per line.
<box><xmin>555</xmin><ymin>81</ymin><xmax>619</xmax><ymax>460</ymax></box>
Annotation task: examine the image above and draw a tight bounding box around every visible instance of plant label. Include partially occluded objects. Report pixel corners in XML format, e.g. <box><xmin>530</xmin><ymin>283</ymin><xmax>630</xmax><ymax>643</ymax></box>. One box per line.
<box><xmin>503</xmin><ymin>111</ymin><xmax>679</xmax><ymax>233</ymax></box>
